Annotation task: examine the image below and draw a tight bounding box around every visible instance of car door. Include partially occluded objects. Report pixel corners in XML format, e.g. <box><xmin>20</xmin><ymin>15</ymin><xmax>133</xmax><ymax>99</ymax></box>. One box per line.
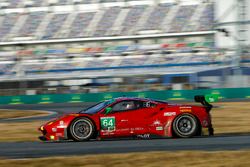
<box><xmin>129</xmin><ymin>100</ymin><xmax>158</xmax><ymax>135</ymax></box>
<box><xmin>99</xmin><ymin>100</ymin><xmax>138</xmax><ymax>137</ymax></box>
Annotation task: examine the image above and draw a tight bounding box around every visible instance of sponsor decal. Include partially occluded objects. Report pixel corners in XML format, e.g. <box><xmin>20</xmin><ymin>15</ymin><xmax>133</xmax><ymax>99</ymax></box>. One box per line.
<box><xmin>57</xmin><ymin>120</ymin><xmax>67</xmax><ymax>128</ymax></box>
<box><xmin>57</xmin><ymin>125</ymin><xmax>67</xmax><ymax>128</ymax></box>
<box><xmin>130</xmin><ymin>127</ymin><xmax>144</xmax><ymax>131</ymax></box>
<box><xmin>104</xmin><ymin>94</ymin><xmax>112</xmax><ymax>100</ymax></box>
<box><xmin>10</xmin><ymin>97</ymin><xmax>23</xmax><ymax>104</ymax></box>
<box><xmin>156</xmin><ymin>126</ymin><xmax>163</xmax><ymax>131</ymax></box>
<box><xmin>153</xmin><ymin>120</ymin><xmax>161</xmax><ymax>125</ymax></box>
<box><xmin>164</xmin><ymin>112</ymin><xmax>176</xmax><ymax>116</ymax></box>
<box><xmin>102</xmin><ymin>132</ymin><xmax>115</xmax><ymax>135</ymax></box>
<box><xmin>180</xmin><ymin>109</ymin><xmax>192</xmax><ymax>112</ymax></box>
<box><xmin>56</xmin><ymin>133</ymin><xmax>63</xmax><ymax>136</ymax></box>
<box><xmin>100</xmin><ymin>117</ymin><xmax>116</xmax><ymax>131</ymax></box>
<box><xmin>179</xmin><ymin>107</ymin><xmax>192</xmax><ymax>112</ymax></box>
<box><xmin>115</xmin><ymin>128</ymin><xmax>129</xmax><ymax>132</ymax></box>
<box><xmin>40</xmin><ymin>95</ymin><xmax>53</xmax><ymax>104</ymax></box>
<box><xmin>137</xmin><ymin>134</ymin><xmax>150</xmax><ymax>138</ymax></box>
<box><xmin>138</xmin><ymin>93</ymin><xmax>145</xmax><ymax>98</ymax></box>
<box><xmin>70</xmin><ymin>95</ymin><xmax>82</xmax><ymax>103</ymax></box>
<box><xmin>52</xmin><ymin>128</ymin><xmax>57</xmax><ymax>132</ymax></box>
<box><xmin>179</xmin><ymin>106</ymin><xmax>191</xmax><ymax>109</ymax></box>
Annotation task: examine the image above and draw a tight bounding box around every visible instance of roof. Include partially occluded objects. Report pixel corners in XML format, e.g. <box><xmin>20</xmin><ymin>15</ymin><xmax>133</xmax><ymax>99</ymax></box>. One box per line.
<box><xmin>113</xmin><ymin>97</ymin><xmax>168</xmax><ymax>103</ymax></box>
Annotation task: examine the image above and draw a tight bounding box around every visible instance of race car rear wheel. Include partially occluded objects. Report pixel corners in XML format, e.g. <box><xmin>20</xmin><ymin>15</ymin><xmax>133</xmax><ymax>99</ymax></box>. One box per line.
<box><xmin>69</xmin><ymin>117</ymin><xmax>95</xmax><ymax>141</ymax></box>
<box><xmin>173</xmin><ymin>114</ymin><xmax>198</xmax><ymax>138</ymax></box>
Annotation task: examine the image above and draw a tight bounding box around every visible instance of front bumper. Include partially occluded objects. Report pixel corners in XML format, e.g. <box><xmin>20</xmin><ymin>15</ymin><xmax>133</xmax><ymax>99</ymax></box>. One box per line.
<box><xmin>38</xmin><ymin>126</ymin><xmax>68</xmax><ymax>141</ymax></box>
<box><xmin>38</xmin><ymin>136</ymin><xmax>47</xmax><ymax>141</ymax></box>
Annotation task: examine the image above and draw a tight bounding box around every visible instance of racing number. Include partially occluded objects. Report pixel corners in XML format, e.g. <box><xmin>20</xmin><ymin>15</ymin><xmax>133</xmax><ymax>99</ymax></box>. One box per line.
<box><xmin>100</xmin><ymin>117</ymin><xmax>115</xmax><ymax>131</ymax></box>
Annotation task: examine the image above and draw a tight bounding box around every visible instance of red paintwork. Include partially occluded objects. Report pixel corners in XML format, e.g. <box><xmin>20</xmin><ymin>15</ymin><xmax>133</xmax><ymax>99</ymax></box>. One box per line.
<box><xmin>38</xmin><ymin>97</ymin><xmax>213</xmax><ymax>141</ymax></box>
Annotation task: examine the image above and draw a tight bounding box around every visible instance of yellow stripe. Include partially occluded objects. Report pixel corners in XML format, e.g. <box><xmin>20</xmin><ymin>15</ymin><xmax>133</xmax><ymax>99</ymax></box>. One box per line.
<box><xmin>69</xmin><ymin>101</ymin><xmax>83</xmax><ymax>103</ymax></box>
<box><xmin>9</xmin><ymin>102</ymin><xmax>23</xmax><ymax>104</ymax></box>
<box><xmin>168</xmin><ymin>98</ymin><xmax>186</xmax><ymax>100</ymax></box>
<box><xmin>39</xmin><ymin>101</ymin><xmax>53</xmax><ymax>104</ymax></box>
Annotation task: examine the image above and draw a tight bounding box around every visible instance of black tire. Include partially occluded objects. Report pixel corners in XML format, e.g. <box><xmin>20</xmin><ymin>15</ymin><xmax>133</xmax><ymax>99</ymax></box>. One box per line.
<box><xmin>172</xmin><ymin>114</ymin><xmax>198</xmax><ymax>138</ymax></box>
<box><xmin>69</xmin><ymin>117</ymin><xmax>95</xmax><ymax>141</ymax></box>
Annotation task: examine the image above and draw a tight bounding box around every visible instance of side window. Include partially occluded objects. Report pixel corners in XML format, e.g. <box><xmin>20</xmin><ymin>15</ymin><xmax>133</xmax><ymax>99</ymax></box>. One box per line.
<box><xmin>143</xmin><ymin>101</ymin><xmax>156</xmax><ymax>108</ymax></box>
<box><xmin>112</xmin><ymin>101</ymin><xmax>138</xmax><ymax>112</ymax></box>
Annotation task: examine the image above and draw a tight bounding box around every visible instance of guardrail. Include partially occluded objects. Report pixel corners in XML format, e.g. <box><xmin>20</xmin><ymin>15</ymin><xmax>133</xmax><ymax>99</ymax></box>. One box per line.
<box><xmin>0</xmin><ymin>88</ymin><xmax>249</xmax><ymax>105</ymax></box>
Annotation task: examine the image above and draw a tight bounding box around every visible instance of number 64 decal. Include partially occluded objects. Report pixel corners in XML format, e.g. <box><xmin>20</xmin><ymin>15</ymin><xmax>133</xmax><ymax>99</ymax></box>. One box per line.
<box><xmin>100</xmin><ymin>117</ymin><xmax>116</xmax><ymax>131</ymax></box>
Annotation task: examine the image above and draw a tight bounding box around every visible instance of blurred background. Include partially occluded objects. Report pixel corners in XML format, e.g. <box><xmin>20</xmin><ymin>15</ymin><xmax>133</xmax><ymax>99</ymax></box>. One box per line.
<box><xmin>0</xmin><ymin>0</ymin><xmax>249</xmax><ymax>98</ymax></box>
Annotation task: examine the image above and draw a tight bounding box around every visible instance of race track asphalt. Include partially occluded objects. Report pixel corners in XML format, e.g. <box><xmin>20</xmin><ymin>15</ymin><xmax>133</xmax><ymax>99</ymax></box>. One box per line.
<box><xmin>1</xmin><ymin>135</ymin><xmax>250</xmax><ymax>159</ymax></box>
<box><xmin>1</xmin><ymin>102</ymin><xmax>250</xmax><ymax>159</ymax></box>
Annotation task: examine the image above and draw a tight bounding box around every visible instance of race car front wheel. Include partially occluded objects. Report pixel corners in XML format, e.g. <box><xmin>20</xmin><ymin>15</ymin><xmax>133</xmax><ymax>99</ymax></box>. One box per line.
<box><xmin>69</xmin><ymin>117</ymin><xmax>95</xmax><ymax>141</ymax></box>
<box><xmin>172</xmin><ymin>114</ymin><xmax>198</xmax><ymax>138</ymax></box>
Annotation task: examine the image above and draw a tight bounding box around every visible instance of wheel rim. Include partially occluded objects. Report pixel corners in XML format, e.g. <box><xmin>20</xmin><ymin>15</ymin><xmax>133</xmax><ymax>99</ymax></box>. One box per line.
<box><xmin>72</xmin><ymin>120</ymin><xmax>92</xmax><ymax>139</ymax></box>
<box><xmin>175</xmin><ymin>116</ymin><xmax>195</xmax><ymax>135</ymax></box>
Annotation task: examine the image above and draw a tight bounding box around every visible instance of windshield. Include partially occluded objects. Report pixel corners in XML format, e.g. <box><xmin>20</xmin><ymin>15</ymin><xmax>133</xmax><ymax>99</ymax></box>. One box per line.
<box><xmin>79</xmin><ymin>99</ymin><xmax>114</xmax><ymax>114</ymax></box>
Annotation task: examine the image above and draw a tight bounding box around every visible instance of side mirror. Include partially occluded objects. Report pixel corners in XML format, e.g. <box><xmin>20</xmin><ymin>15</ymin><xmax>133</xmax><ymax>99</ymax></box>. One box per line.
<box><xmin>105</xmin><ymin>107</ymin><xmax>112</xmax><ymax>115</ymax></box>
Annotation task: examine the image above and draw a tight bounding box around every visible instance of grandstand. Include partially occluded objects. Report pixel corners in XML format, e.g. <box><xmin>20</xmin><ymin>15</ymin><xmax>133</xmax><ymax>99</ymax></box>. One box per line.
<box><xmin>0</xmin><ymin>0</ymin><xmax>249</xmax><ymax>96</ymax></box>
<box><xmin>0</xmin><ymin>0</ymin><xmax>214</xmax><ymax>41</ymax></box>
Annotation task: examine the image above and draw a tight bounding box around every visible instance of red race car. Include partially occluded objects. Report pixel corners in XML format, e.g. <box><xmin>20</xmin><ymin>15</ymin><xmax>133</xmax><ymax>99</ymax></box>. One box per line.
<box><xmin>39</xmin><ymin>95</ymin><xmax>215</xmax><ymax>141</ymax></box>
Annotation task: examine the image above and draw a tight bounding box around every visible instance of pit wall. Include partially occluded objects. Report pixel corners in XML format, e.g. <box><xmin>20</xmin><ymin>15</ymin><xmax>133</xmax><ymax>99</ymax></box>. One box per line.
<box><xmin>0</xmin><ymin>88</ymin><xmax>249</xmax><ymax>105</ymax></box>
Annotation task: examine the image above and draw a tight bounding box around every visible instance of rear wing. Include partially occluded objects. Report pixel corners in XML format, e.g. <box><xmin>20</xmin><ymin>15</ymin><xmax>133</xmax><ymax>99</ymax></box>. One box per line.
<box><xmin>194</xmin><ymin>95</ymin><xmax>218</xmax><ymax>112</ymax></box>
